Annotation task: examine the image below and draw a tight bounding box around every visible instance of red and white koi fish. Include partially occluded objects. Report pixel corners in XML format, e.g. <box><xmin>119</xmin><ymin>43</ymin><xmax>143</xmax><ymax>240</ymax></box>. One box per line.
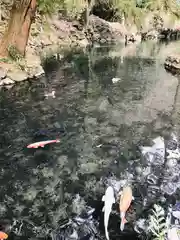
<box><xmin>119</xmin><ymin>186</ymin><xmax>134</xmax><ymax>231</ymax></box>
<box><xmin>27</xmin><ymin>139</ymin><xmax>60</xmax><ymax>148</ymax></box>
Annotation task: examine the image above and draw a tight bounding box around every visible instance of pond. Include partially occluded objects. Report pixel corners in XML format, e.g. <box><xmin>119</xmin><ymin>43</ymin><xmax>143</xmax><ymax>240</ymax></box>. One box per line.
<box><xmin>0</xmin><ymin>41</ymin><xmax>180</xmax><ymax>240</ymax></box>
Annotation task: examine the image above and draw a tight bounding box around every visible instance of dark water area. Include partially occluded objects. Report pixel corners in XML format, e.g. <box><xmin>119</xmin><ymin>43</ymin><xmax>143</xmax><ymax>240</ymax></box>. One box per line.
<box><xmin>0</xmin><ymin>42</ymin><xmax>180</xmax><ymax>240</ymax></box>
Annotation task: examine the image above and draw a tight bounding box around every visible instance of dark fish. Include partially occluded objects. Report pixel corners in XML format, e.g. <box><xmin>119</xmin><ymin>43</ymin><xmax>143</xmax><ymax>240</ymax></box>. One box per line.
<box><xmin>34</xmin><ymin>128</ymin><xmax>66</xmax><ymax>137</ymax></box>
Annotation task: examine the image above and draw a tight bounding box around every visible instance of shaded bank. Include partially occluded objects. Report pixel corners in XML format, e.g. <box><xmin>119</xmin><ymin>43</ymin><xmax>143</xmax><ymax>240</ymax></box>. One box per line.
<box><xmin>0</xmin><ymin>44</ymin><xmax>180</xmax><ymax>240</ymax></box>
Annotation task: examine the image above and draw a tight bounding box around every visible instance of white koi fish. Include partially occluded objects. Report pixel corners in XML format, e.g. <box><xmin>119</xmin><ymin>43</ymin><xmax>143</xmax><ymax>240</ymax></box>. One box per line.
<box><xmin>102</xmin><ymin>186</ymin><xmax>115</xmax><ymax>240</ymax></box>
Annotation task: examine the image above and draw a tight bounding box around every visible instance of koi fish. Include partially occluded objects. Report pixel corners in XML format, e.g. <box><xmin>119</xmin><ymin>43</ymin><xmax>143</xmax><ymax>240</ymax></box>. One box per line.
<box><xmin>27</xmin><ymin>139</ymin><xmax>60</xmax><ymax>148</ymax></box>
<box><xmin>102</xmin><ymin>186</ymin><xmax>115</xmax><ymax>240</ymax></box>
<box><xmin>0</xmin><ymin>231</ymin><xmax>8</xmax><ymax>240</ymax></box>
<box><xmin>119</xmin><ymin>186</ymin><xmax>134</xmax><ymax>231</ymax></box>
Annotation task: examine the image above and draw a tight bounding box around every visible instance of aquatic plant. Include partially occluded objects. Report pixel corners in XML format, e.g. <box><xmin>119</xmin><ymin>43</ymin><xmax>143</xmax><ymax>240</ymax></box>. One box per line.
<box><xmin>148</xmin><ymin>204</ymin><xmax>166</xmax><ymax>240</ymax></box>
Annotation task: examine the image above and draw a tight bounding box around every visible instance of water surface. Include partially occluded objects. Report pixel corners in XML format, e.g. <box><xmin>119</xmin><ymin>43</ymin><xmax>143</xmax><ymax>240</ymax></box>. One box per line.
<box><xmin>0</xmin><ymin>42</ymin><xmax>179</xmax><ymax>240</ymax></box>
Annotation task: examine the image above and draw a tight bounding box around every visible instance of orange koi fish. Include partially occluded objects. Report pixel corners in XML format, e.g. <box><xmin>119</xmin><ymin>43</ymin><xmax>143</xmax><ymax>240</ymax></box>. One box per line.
<box><xmin>0</xmin><ymin>231</ymin><xmax>8</xmax><ymax>240</ymax></box>
<box><xmin>119</xmin><ymin>186</ymin><xmax>134</xmax><ymax>231</ymax></box>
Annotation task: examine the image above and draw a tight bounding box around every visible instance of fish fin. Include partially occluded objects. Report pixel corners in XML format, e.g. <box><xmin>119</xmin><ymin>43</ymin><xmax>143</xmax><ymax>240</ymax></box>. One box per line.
<box><xmin>41</xmin><ymin>145</ymin><xmax>44</xmax><ymax>148</ymax></box>
<box><xmin>120</xmin><ymin>221</ymin><xmax>124</xmax><ymax>231</ymax></box>
<box><xmin>124</xmin><ymin>218</ymin><xmax>128</xmax><ymax>224</ymax></box>
<box><xmin>102</xmin><ymin>195</ymin><xmax>105</xmax><ymax>201</ymax></box>
<box><xmin>132</xmin><ymin>196</ymin><xmax>135</xmax><ymax>200</ymax></box>
<box><xmin>102</xmin><ymin>206</ymin><xmax>105</xmax><ymax>212</ymax></box>
<box><xmin>120</xmin><ymin>217</ymin><xmax>127</xmax><ymax>231</ymax></box>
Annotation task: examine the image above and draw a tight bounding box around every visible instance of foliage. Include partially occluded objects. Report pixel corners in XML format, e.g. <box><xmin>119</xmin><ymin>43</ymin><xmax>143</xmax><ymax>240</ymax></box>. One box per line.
<box><xmin>143</xmin><ymin>0</ymin><xmax>180</xmax><ymax>19</ymax></box>
<box><xmin>37</xmin><ymin>0</ymin><xmax>63</xmax><ymax>14</ymax></box>
<box><xmin>8</xmin><ymin>45</ymin><xmax>24</xmax><ymax>61</ymax></box>
<box><xmin>62</xmin><ymin>0</ymin><xmax>87</xmax><ymax>19</ymax></box>
<box><xmin>0</xmin><ymin>57</ymin><xmax>12</xmax><ymax>63</ymax></box>
<box><xmin>2</xmin><ymin>0</ymin><xmax>180</xmax><ymax>27</ymax></box>
<box><xmin>112</xmin><ymin>0</ymin><xmax>144</xmax><ymax>27</ymax></box>
<box><xmin>148</xmin><ymin>204</ymin><xmax>166</xmax><ymax>240</ymax></box>
<box><xmin>7</xmin><ymin>45</ymin><xmax>27</xmax><ymax>70</ymax></box>
<box><xmin>37</xmin><ymin>0</ymin><xmax>86</xmax><ymax>18</ymax></box>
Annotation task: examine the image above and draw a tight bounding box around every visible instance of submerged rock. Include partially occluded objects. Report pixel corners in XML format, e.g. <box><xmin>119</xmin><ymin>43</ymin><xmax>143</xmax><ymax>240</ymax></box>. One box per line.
<box><xmin>0</xmin><ymin>77</ymin><xmax>14</xmax><ymax>86</ymax></box>
<box><xmin>164</xmin><ymin>55</ymin><xmax>180</xmax><ymax>74</ymax></box>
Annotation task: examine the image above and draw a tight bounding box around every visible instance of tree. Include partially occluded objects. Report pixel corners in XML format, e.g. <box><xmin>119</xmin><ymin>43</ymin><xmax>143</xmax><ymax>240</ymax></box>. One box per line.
<box><xmin>0</xmin><ymin>0</ymin><xmax>37</xmax><ymax>57</ymax></box>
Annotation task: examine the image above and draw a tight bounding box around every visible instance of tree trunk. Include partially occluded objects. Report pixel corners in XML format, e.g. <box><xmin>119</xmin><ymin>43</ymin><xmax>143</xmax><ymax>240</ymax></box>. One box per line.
<box><xmin>0</xmin><ymin>0</ymin><xmax>37</xmax><ymax>57</ymax></box>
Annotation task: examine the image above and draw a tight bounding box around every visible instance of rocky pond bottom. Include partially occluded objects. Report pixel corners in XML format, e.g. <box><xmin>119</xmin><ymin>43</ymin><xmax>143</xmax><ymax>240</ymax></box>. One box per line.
<box><xmin>0</xmin><ymin>44</ymin><xmax>180</xmax><ymax>240</ymax></box>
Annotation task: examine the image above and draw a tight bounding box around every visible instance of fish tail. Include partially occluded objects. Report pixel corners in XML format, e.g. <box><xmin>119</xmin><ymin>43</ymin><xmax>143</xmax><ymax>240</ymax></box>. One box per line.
<box><xmin>120</xmin><ymin>220</ymin><xmax>125</xmax><ymax>231</ymax></box>
<box><xmin>105</xmin><ymin>227</ymin><xmax>109</xmax><ymax>240</ymax></box>
<box><xmin>120</xmin><ymin>212</ymin><xmax>125</xmax><ymax>231</ymax></box>
<box><xmin>56</xmin><ymin>139</ymin><xmax>60</xmax><ymax>142</ymax></box>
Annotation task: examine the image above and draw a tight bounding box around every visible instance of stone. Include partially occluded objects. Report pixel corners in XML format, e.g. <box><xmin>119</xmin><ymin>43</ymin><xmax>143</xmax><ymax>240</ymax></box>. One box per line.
<box><xmin>34</xmin><ymin>65</ymin><xmax>45</xmax><ymax>78</ymax></box>
<box><xmin>0</xmin><ymin>67</ymin><xmax>6</xmax><ymax>80</ymax></box>
<box><xmin>7</xmin><ymin>70</ymin><xmax>28</xmax><ymax>82</ymax></box>
<box><xmin>0</xmin><ymin>77</ymin><xmax>15</xmax><ymax>86</ymax></box>
<box><xmin>78</xmin><ymin>38</ymin><xmax>89</xmax><ymax>48</ymax></box>
<box><xmin>28</xmin><ymin>65</ymin><xmax>45</xmax><ymax>78</ymax></box>
<box><xmin>88</xmin><ymin>15</ymin><xmax>126</xmax><ymax>44</ymax></box>
<box><xmin>40</xmin><ymin>35</ymin><xmax>52</xmax><ymax>46</ymax></box>
<box><xmin>26</xmin><ymin>54</ymin><xmax>41</xmax><ymax>68</ymax></box>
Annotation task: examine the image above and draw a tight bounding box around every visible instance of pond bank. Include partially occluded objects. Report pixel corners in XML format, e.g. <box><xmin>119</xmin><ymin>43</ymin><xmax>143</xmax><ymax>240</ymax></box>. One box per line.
<box><xmin>1</xmin><ymin>13</ymin><xmax>180</xmax><ymax>85</ymax></box>
<box><xmin>0</xmin><ymin>14</ymin><xmax>136</xmax><ymax>87</ymax></box>
<box><xmin>164</xmin><ymin>55</ymin><xmax>180</xmax><ymax>75</ymax></box>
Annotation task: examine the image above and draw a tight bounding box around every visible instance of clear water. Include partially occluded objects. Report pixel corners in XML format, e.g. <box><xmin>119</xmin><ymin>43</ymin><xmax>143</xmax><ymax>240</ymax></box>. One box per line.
<box><xmin>0</xmin><ymin>42</ymin><xmax>179</xmax><ymax>240</ymax></box>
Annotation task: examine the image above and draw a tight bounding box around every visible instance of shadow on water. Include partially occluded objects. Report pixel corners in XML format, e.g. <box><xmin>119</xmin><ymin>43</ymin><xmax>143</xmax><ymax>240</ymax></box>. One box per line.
<box><xmin>0</xmin><ymin>42</ymin><xmax>179</xmax><ymax>240</ymax></box>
